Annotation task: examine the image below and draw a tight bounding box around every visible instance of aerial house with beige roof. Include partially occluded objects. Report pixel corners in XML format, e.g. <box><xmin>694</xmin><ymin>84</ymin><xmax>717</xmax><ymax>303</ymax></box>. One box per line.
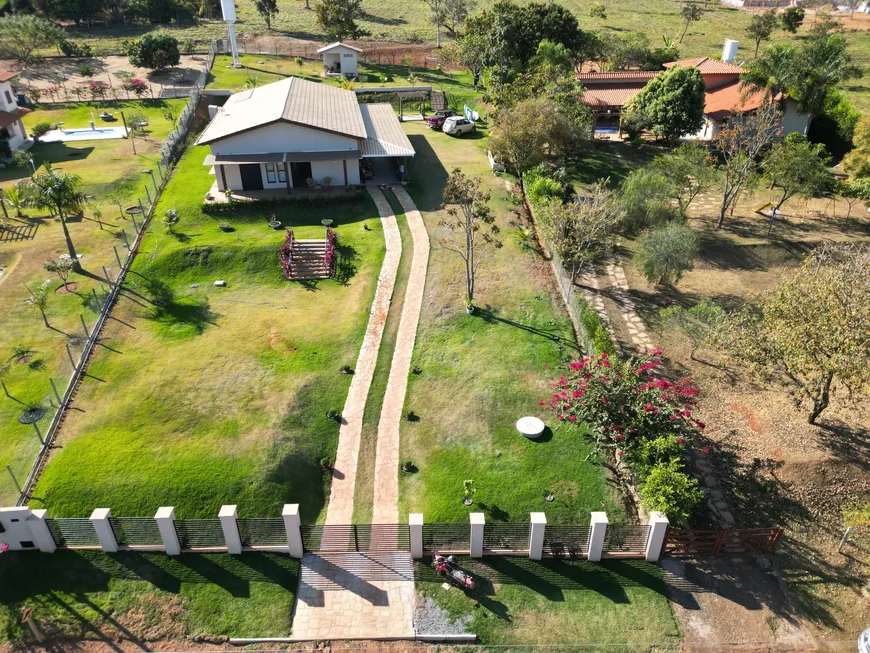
<box><xmin>196</xmin><ymin>76</ymin><xmax>414</xmax><ymax>196</ymax></box>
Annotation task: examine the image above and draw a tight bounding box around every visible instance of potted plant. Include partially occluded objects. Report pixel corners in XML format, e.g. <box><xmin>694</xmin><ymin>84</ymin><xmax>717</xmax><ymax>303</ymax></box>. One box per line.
<box><xmin>269</xmin><ymin>213</ymin><xmax>282</xmax><ymax>229</ymax></box>
<box><xmin>326</xmin><ymin>409</ymin><xmax>342</xmax><ymax>421</ymax></box>
<box><xmin>464</xmin><ymin>297</ymin><xmax>474</xmax><ymax>315</ymax></box>
<box><xmin>219</xmin><ymin>223</ymin><xmax>232</xmax><ymax>232</ymax></box>
<box><xmin>401</xmin><ymin>460</ymin><xmax>416</xmax><ymax>473</ymax></box>
<box><xmin>463</xmin><ymin>479</ymin><xmax>476</xmax><ymax>506</ymax></box>
<box><xmin>340</xmin><ymin>365</ymin><xmax>354</xmax><ymax>375</ymax></box>
<box><xmin>224</xmin><ymin>189</ymin><xmax>234</xmax><ymax>203</ymax></box>
<box><xmin>319</xmin><ymin>457</ymin><xmax>333</xmax><ymax>472</ymax></box>
<box><xmin>405</xmin><ymin>410</ymin><xmax>419</xmax><ymax>422</ymax></box>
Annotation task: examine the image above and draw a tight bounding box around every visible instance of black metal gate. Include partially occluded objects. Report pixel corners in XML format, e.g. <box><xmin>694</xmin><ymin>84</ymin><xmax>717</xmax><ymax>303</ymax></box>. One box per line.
<box><xmin>109</xmin><ymin>517</ymin><xmax>162</xmax><ymax>546</ymax></box>
<box><xmin>301</xmin><ymin>524</ymin><xmax>410</xmax><ymax>553</ymax></box>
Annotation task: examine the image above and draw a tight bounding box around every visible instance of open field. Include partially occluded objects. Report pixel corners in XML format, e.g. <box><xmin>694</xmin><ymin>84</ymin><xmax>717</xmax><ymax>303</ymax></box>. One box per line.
<box><xmin>416</xmin><ymin>556</ymin><xmax>680</xmax><ymax>645</ymax></box>
<box><xmin>0</xmin><ymin>549</ymin><xmax>299</xmax><ymax>644</ymax></box>
<box><xmin>0</xmin><ymin>100</ymin><xmax>184</xmax><ymax>505</ymax></box>
<box><xmin>397</xmin><ymin>122</ymin><xmax>627</xmax><ymax>524</ymax></box>
<box><xmin>27</xmin><ymin>142</ymin><xmax>386</xmax><ymax>521</ymax></box>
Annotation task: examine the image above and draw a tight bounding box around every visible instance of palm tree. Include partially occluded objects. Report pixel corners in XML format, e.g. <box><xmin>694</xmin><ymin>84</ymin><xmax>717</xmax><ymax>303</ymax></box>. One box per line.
<box><xmin>25</xmin><ymin>280</ymin><xmax>51</xmax><ymax>328</ymax></box>
<box><xmin>29</xmin><ymin>163</ymin><xmax>87</xmax><ymax>270</ymax></box>
<box><xmin>3</xmin><ymin>184</ymin><xmax>30</xmax><ymax>218</ymax></box>
<box><xmin>0</xmin><ymin>362</ymin><xmax>11</xmax><ymax>398</ymax></box>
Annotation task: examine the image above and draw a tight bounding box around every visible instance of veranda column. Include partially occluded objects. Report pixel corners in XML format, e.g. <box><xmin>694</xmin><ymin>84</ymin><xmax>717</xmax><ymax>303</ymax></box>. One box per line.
<box><xmin>90</xmin><ymin>508</ymin><xmax>118</xmax><ymax>553</ymax></box>
<box><xmin>155</xmin><ymin>506</ymin><xmax>181</xmax><ymax>555</ymax></box>
<box><xmin>588</xmin><ymin>511</ymin><xmax>608</xmax><ymax>562</ymax></box>
<box><xmin>645</xmin><ymin>512</ymin><xmax>670</xmax><ymax>562</ymax></box>
<box><xmin>283</xmin><ymin>504</ymin><xmax>303</xmax><ymax>559</ymax></box>
<box><xmin>409</xmin><ymin>513</ymin><xmax>424</xmax><ymax>559</ymax></box>
<box><xmin>528</xmin><ymin>512</ymin><xmax>546</xmax><ymax>560</ymax></box>
<box><xmin>26</xmin><ymin>509</ymin><xmax>57</xmax><ymax>553</ymax></box>
<box><xmin>219</xmin><ymin>505</ymin><xmax>242</xmax><ymax>554</ymax></box>
<box><xmin>469</xmin><ymin>513</ymin><xmax>485</xmax><ymax>558</ymax></box>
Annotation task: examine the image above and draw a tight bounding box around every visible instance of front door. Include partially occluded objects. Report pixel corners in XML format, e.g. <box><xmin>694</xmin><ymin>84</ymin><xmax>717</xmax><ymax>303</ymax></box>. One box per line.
<box><xmin>239</xmin><ymin>164</ymin><xmax>263</xmax><ymax>191</ymax></box>
<box><xmin>290</xmin><ymin>161</ymin><xmax>313</xmax><ymax>188</ymax></box>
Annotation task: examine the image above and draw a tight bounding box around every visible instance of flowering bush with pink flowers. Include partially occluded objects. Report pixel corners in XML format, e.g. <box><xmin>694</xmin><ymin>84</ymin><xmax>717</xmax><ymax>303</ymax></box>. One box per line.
<box><xmin>542</xmin><ymin>349</ymin><xmax>705</xmax><ymax>522</ymax></box>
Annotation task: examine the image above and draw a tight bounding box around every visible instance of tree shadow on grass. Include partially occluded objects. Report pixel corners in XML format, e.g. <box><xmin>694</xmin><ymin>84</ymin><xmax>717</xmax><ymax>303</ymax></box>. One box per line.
<box><xmin>335</xmin><ymin>243</ymin><xmax>360</xmax><ymax>285</ymax></box>
<box><xmin>473</xmin><ymin>307</ymin><xmax>581</xmax><ymax>352</ymax></box>
<box><xmin>139</xmin><ymin>277</ymin><xmax>219</xmax><ymax>337</ymax></box>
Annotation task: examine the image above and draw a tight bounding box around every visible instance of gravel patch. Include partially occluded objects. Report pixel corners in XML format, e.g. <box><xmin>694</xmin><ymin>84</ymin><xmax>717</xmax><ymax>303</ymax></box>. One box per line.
<box><xmin>413</xmin><ymin>593</ymin><xmax>471</xmax><ymax>635</ymax></box>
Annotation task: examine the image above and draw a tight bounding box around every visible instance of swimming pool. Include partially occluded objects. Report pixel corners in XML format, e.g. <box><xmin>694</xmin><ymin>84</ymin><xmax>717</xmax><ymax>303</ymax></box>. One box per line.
<box><xmin>39</xmin><ymin>126</ymin><xmax>130</xmax><ymax>143</ymax></box>
<box><xmin>593</xmin><ymin>126</ymin><xmax>620</xmax><ymax>134</ymax></box>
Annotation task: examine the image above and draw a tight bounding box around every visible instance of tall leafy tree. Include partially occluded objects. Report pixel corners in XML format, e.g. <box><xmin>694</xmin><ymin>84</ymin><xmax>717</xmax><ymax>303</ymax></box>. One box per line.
<box><xmin>625</xmin><ymin>65</ymin><xmax>705</xmax><ymax>141</ymax></box>
<box><xmin>721</xmin><ymin>244</ymin><xmax>870</xmax><ymax>424</ymax></box>
<box><xmin>713</xmin><ymin>102</ymin><xmax>782</xmax><ymax>229</ymax></box>
<box><xmin>29</xmin><ymin>164</ymin><xmax>87</xmax><ymax>271</ymax></box>
<box><xmin>439</xmin><ymin>169</ymin><xmax>501</xmax><ymax>305</ymax></box>
<box><xmin>650</xmin><ymin>142</ymin><xmax>717</xmax><ymax>217</ymax></box>
<box><xmin>0</xmin><ymin>15</ymin><xmax>64</xmax><ymax>65</ymax></box>
<box><xmin>127</xmin><ymin>33</ymin><xmax>181</xmax><ymax>71</ymax></box>
<box><xmin>440</xmin><ymin>0</ymin><xmax>474</xmax><ymax>38</ymax></box>
<box><xmin>679</xmin><ymin>3</ymin><xmax>703</xmax><ymax>43</ymax></box>
<box><xmin>634</xmin><ymin>222</ymin><xmax>699</xmax><ymax>287</ymax></box>
<box><xmin>746</xmin><ymin>10</ymin><xmax>778</xmax><ymax>58</ymax></box>
<box><xmin>421</xmin><ymin>0</ymin><xmax>444</xmax><ymax>48</ymax></box>
<box><xmin>780</xmin><ymin>5</ymin><xmax>805</xmax><ymax>33</ymax></box>
<box><xmin>255</xmin><ymin>0</ymin><xmax>279</xmax><ymax>30</ymax></box>
<box><xmin>762</xmin><ymin>132</ymin><xmax>833</xmax><ymax>216</ymax></box>
<box><xmin>843</xmin><ymin>116</ymin><xmax>870</xmax><ymax>179</ymax></box>
<box><xmin>315</xmin><ymin>0</ymin><xmax>370</xmax><ymax>42</ymax></box>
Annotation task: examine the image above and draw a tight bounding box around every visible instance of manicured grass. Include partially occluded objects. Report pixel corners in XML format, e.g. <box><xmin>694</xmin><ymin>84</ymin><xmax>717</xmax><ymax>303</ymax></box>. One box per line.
<box><xmin>0</xmin><ymin>100</ymin><xmax>185</xmax><ymax>505</ymax></box>
<box><xmin>398</xmin><ymin>123</ymin><xmax>626</xmax><ymax>524</ymax></box>
<box><xmin>0</xmin><ymin>550</ymin><xmax>298</xmax><ymax>644</ymax></box>
<box><xmin>417</xmin><ymin>556</ymin><xmax>680</xmax><ymax>645</ymax></box>
<box><xmin>29</xmin><ymin>142</ymin><xmax>385</xmax><ymax>521</ymax></box>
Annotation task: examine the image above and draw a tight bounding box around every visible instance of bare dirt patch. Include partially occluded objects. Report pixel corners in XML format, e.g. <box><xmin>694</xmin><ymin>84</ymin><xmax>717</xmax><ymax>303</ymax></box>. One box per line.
<box><xmin>54</xmin><ymin>282</ymin><xmax>80</xmax><ymax>294</ymax></box>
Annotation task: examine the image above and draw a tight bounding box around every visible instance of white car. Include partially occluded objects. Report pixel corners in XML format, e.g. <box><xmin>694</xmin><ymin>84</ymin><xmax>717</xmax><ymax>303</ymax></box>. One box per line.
<box><xmin>443</xmin><ymin>116</ymin><xmax>476</xmax><ymax>136</ymax></box>
<box><xmin>859</xmin><ymin>627</ymin><xmax>870</xmax><ymax>653</ymax></box>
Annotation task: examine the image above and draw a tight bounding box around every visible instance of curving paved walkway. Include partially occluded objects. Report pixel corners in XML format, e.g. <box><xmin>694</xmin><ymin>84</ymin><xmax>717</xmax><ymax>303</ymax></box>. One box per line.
<box><xmin>324</xmin><ymin>186</ymin><xmax>402</xmax><ymax>526</ymax></box>
<box><xmin>372</xmin><ymin>186</ymin><xmax>430</xmax><ymax>526</ymax></box>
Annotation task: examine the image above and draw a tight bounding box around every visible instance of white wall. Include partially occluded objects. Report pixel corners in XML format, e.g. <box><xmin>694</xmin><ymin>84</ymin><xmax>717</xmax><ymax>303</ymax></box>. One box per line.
<box><xmin>220</xmin><ymin>164</ymin><xmax>242</xmax><ymax>190</ymax></box>
<box><xmin>0</xmin><ymin>507</ymin><xmax>37</xmax><ymax>550</ymax></box>
<box><xmin>781</xmin><ymin>99</ymin><xmax>811</xmax><ymax>136</ymax></box>
<box><xmin>0</xmin><ymin>81</ymin><xmax>18</xmax><ymax>112</ymax></box>
<box><xmin>321</xmin><ymin>48</ymin><xmax>359</xmax><ymax>76</ymax></box>
<box><xmin>219</xmin><ymin>159</ymin><xmax>360</xmax><ymax>190</ymax></box>
<box><xmin>210</xmin><ymin>122</ymin><xmax>359</xmax><ymax>156</ymax></box>
<box><xmin>6</xmin><ymin>120</ymin><xmax>26</xmax><ymax>151</ymax></box>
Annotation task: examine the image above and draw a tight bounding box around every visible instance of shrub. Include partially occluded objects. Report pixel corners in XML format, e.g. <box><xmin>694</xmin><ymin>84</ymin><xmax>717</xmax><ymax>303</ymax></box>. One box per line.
<box><xmin>634</xmin><ymin>222</ymin><xmax>699</xmax><ymax>286</ymax></box>
<box><xmin>638</xmin><ymin>460</ymin><xmax>704</xmax><ymax>523</ymax></box>
<box><xmin>76</xmin><ymin>64</ymin><xmax>94</xmax><ymax>78</ymax></box>
<box><xmin>127</xmin><ymin>33</ymin><xmax>181</xmax><ymax>71</ymax></box>
<box><xmin>620</xmin><ymin>168</ymin><xmax>678</xmax><ymax>233</ymax></box>
<box><xmin>31</xmin><ymin>121</ymin><xmax>52</xmax><ymax>139</ymax></box>
<box><xmin>526</xmin><ymin>175</ymin><xmax>564</xmax><ymax>209</ymax></box>
<box><xmin>59</xmin><ymin>40</ymin><xmax>92</xmax><ymax>58</ymax></box>
<box><xmin>579</xmin><ymin>302</ymin><xmax>617</xmax><ymax>356</ymax></box>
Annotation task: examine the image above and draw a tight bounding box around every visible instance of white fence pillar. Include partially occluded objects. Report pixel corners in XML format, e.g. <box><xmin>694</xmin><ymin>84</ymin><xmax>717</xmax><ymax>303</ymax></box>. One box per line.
<box><xmin>409</xmin><ymin>513</ymin><xmax>424</xmax><ymax>559</ymax></box>
<box><xmin>155</xmin><ymin>506</ymin><xmax>181</xmax><ymax>555</ymax></box>
<box><xmin>469</xmin><ymin>512</ymin><xmax>485</xmax><ymax>558</ymax></box>
<box><xmin>529</xmin><ymin>512</ymin><xmax>546</xmax><ymax>560</ymax></box>
<box><xmin>90</xmin><ymin>508</ymin><xmax>118</xmax><ymax>553</ymax></box>
<box><xmin>645</xmin><ymin>512</ymin><xmax>670</xmax><ymax>562</ymax></box>
<box><xmin>283</xmin><ymin>504</ymin><xmax>303</xmax><ymax>558</ymax></box>
<box><xmin>219</xmin><ymin>505</ymin><xmax>242</xmax><ymax>554</ymax></box>
<box><xmin>26</xmin><ymin>509</ymin><xmax>56</xmax><ymax>553</ymax></box>
<box><xmin>588</xmin><ymin>511</ymin><xmax>608</xmax><ymax>562</ymax></box>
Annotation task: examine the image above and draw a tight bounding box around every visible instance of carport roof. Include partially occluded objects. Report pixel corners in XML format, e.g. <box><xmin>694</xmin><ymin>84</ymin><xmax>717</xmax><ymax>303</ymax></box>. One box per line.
<box><xmin>358</xmin><ymin>104</ymin><xmax>415</xmax><ymax>158</ymax></box>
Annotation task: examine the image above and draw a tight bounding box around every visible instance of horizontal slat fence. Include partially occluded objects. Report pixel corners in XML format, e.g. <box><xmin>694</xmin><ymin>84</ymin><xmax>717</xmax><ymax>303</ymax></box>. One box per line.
<box><xmin>300</xmin><ymin>524</ymin><xmax>409</xmax><ymax>552</ymax></box>
<box><xmin>174</xmin><ymin>519</ymin><xmax>225</xmax><ymax>549</ymax></box>
<box><xmin>423</xmin><ymin>522</ymin><xmax>470</xmax><ymax>552</ymax></box>
<box><xmin>238</xmin><ymin>518</ymin><xmax>286</xmax><ymax>547</ymax></box>
<box><xmin>663</xmin><ymin>528</ymin><xmax>783</xmax><ymax>557</ymax></box>
<box><xmin>483</xmin><ymin>522</ymin><xmax>530</xmax><ymax>551</ymax></box>
<box><xmin>543</xmin><ymin>525</ymin><xmax>591</xmax><ymax>557</ymax></box>
<box><xmin>109</xmin><ymin>517</ymin><xmax>162</xmax><ymax>546</ymax></box>
<box><xmin>46</xmin><ymin>518</ymin><xmax>100</xmax><ymax>547</ymax></box>
<box><xmin>603</xmin><ymin>524</ymin><xmax>650</xmax><ymax>555</ymax></box>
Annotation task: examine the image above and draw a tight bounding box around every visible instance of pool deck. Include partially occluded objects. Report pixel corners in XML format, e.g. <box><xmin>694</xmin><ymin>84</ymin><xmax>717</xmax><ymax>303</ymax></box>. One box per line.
<box><xmin>39</xmin><ymin>126</ymin><xmax>130</xmax><ymax>143</ymax></box>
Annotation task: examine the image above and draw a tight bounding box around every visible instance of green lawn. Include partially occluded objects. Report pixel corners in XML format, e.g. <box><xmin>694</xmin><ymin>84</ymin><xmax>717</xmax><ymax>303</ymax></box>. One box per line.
<box><xmin>397</xmin><ymin>122</ymin><xmax>626</xmax><ymax>524</ymax></box>
<box><xmin>0</xmin><ymin>100</ymin><xmax>185</xmax><ymax>505</ymax></box>
<box><xmin>0</xmin><ymin>550</ymin><xmax>298</xmax><ymax>644</ymax></box>
<box><xmin>416</xmin><ymin>556</ymin><xmax>680</xmax><ymax>645</ymax></box>
<box><xmin>28</xmin><ymin>142</ymin><xmax>385</xmax><ymax>521</ymax></box>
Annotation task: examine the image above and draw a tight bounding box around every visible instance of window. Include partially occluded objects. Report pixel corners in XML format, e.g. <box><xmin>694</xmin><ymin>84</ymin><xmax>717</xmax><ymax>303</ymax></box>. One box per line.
<box><xmin>265</xmin><ymin>162</ymin><xmax>276</xmax><ymax>184</ymax></box>
<box><xmin>3</xmin><ymin>90</ymin><xmax>11</xmax><ymax>104</ymax></box>
<box><xmin>20</xmin><ymin>541</ymin><xmax>35</xmax><ymax>548</ymax></box>
<box><xmin>277</xmin><ymin>163</ymin><xmax>287</xmax><ymax>183</ymax></box>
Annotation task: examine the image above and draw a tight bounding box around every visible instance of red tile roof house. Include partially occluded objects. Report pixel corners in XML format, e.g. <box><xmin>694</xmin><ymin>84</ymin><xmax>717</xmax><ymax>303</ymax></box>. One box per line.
<box><xmin>578</xmin><ymin>57</ymin><xmax>811</xmax><ymax>141</ymax></box>
<box><xmin>0</xmin><ymin>72</ymin><xmax>32</xmax><ymax>157</ymax></box>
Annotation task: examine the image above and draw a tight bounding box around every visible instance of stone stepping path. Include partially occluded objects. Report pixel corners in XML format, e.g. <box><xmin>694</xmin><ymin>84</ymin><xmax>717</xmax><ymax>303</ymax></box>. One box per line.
<box><xmin>325</xmin><ymin>187</ymin><xmax>402</xmax><ymax>527</ymax></box>
<box><xmin>371</xmin><ymin>186</ymin><xmax>429</xmax><ymax>526</ymax></box>
<box><xmin>605</xmin><ymin>260</ymin><xmax>654</xmax><ymax>354</ymax></box>
<box><xmin>292</xmin><ymin>552</ymin><xmax>415</xmax><ymax>640</ymax></box>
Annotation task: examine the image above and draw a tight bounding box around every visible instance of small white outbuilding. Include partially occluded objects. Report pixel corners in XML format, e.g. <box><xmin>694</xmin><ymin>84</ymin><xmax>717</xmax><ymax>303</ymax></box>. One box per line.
<box><xmin>317</xmin><ymin>42</ymin><xmax>362</xmax><ymax>78</ymax></box>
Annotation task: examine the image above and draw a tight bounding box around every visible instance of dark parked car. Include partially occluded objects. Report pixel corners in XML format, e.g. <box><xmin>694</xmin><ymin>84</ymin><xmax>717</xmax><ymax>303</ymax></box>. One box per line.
<box><xmin>426</xmin><ymin>110</ymin><xmax>458</xmax><ymax>129</ymax></box>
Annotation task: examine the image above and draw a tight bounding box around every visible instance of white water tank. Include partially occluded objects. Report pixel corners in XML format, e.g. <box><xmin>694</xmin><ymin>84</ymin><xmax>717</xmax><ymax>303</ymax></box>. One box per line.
<box><xmin>220</xmin><ymin>0</ymin><xmax>236</xmax><ymax>22</ymax></box>
<box><xmin>722</xmin><ymin>39</ymin><xmax>739</xmax><ymax>64</ymax></box>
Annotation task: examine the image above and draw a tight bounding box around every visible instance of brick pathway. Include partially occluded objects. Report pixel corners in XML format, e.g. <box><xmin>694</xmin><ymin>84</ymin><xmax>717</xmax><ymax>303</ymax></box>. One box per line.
<box><xmin>292</xmin><ymin>552</ymin><xmax>416</xmax><ymax>639</ymax></box>
<box><xmin>372</xmin><ymin>186</ymin><xmax>429</xmax><ymax>526</ymax></box>
<box><xmin>324</xmin><ymin>187</ymin><xmax>402</xmax><ymax>526</ymax></box>
<box><xmin>605</xmin><ymin>260</ymin><xmax>655</xmax><ymax>354</ymax></box>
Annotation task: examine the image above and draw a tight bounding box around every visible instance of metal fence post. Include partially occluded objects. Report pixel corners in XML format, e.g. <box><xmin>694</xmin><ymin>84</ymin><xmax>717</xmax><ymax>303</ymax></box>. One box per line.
<box><xmin>409</xmin><ymin>513</ymin><xmax>424</xmax><ymax>558</ymax></box>
<box><xmin>155</xmin><ymin>506</ymin><xmax>181</xmax><ymax>555</ymax></box>
<box><xmin>80</xmin><ymin>314</ymin><xmax>89</xmax><ymax>339</ymax></box>
<box><xmin>219</xmin><ymin>505</ymin><xmax>242</xmax><ymax>554</ymax></box>
<box><xmin>529</xmin><ymin>512</ymin><xmax>546</xmax><ymax>560</ymax></box>
<box><xmin>90</xmin><ymin>508</ymin><xmax>118</xmax><ymax>553</ymax></box>
<box><xmin>645</xmin><ymin>512</ymin><xmax>669</xmax><ymax>562</ymax></box>
<box><xmin>282</xmin><ymin>504</ymin><xmax>303</xmax><ymax>558</ymax></box>
<box><xmin>470</xmin><ymin>512</ymin><xmax>485</xmax><ymax>558</ymax></box>
<box><xmin>49</xmin><ymin>378</ymin><xmax>61</xmax><ymax>405</ymax></box>
<box><xmin>588</xmin><ymin>512</ymin><xmax>608</xmax><ymax>562</ymax></box>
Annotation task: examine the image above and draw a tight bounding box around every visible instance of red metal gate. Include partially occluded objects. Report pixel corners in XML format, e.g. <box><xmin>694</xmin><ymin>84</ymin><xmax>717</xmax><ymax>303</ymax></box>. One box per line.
<box><xmin>662</xmin><ymin>527</ymin><xmax>783</xmax><ymax>557</ymax></box>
